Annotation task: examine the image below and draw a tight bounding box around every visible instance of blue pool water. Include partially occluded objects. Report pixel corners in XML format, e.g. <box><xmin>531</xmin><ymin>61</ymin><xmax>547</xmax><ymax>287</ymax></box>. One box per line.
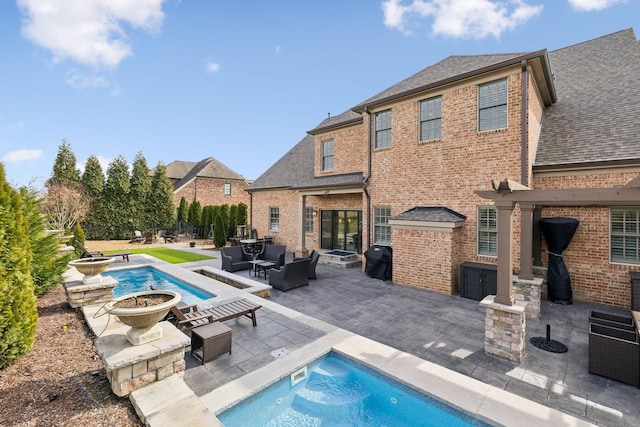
<box><xmin>104</xmin><ymin>267</ymin><xmax>215</xmax><ymax>305</ymax></box>
<box><xmin>218</xmin><ymin>352</ymin><xmax>490</xmax><ymax>427</ymax></box>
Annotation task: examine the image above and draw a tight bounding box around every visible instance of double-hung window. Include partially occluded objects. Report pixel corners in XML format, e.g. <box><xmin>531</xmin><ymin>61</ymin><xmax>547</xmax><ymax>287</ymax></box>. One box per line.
<box><xmin>478</xmin><ymin>206</ymin><xmax>497</xmax><ymax>256</ymax></box>
<box><xmin>322</xmin><ymin>139</ymin><xmax>334</xmax><ymax>171</ymax></box>
<box><xmin>223</xmin><ymin>183</ymin><xmax>231</xmax><ymax>195</ymax></box>
<box><xmin>305</xmin><ymin>206</ymin><xmax>314</xmax><ymax>234</ymax></box>
<box><xmin>478</xmin><ymin>79</ymin><xmax>507</xmax><ymax>131</ymax></box>
<box><xmin>611</xmin><ymin>207</ymin><xmax>640</xmax><ymax>264</ymax></box>
<box><xmin>374</xmin><ymin>206</ymin><xmax>392</xmax><ymax>245</ymax></box>
<box><xmin>420</xmin><ymin>96</ymin><xmax>442</xmax><ymax>141</ymax></box>
<box><xmin>375</xmin><ymin>110</ymin><xmax>392</xmax><ymax>148</ymax></box>
<box><xmin>269</xmin><ymin>207</ymin><xmax>280</xmax><ymax>231</ymax></box>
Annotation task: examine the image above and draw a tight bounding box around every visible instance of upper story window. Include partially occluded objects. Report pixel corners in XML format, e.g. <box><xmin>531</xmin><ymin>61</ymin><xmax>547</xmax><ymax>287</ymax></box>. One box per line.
<box><xmin>420</xmin><ymin>96</ymin><xmax>442</xmax><ymax>141</ymax></box>
<box><xmin>223</xmin><ymin>183</ymin><xmax>231</xmax><ymax>195</ymax></box>
<box><xmin>269</xmin><ymin>206</ymin><xmax>280</xmax><ymax>231</ymax></box>
<box><xmin>375</xmin><ymin>110</ymin><xmax>392</xmax><ymax>148</ymax></box>
<box><xmin>478</xmin><ymin>79</ymin><xmax>507</xmax><ymax>131</ymax></box>
<box><xmin>322</xmin><ymin>139</ymin><xmax>334</xmax><ymax>171</ymax></box>
<box><xmin>374</xmin><ymin>206</ymin><xmax>392</xmax><ymax>245</ymax></box>
<box><xmin>478</xmin><ymin>206</ymin><xmax>497</xmax><ymax>256</ymax></box>
<box><xmin>305</xmin><ymin>206</ymin><xmax>314</xmax><ymax>234</ymax></box>
<box><xmin>611</xmin><ymin>208</ymin><xmax>640</xmax><ymax>264</ymax></box>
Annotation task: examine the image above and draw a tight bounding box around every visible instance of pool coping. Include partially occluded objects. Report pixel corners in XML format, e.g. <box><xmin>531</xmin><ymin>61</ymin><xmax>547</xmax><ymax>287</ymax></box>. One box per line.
<box><xmin>201</xmin><ymin>327</ymin><xmax>594</xmax><ymax>427</ymax></box>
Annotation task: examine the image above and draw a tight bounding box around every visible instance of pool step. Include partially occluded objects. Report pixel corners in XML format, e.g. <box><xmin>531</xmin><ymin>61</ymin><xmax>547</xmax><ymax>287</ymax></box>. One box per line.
<box><xmin>291</xmin><ymin>359</ymin><xmax>370</xmax><ymax>420</ymax></box>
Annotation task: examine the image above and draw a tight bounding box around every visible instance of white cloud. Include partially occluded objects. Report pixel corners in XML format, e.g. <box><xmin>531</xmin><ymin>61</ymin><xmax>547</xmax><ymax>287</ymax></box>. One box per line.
<box><xmin>382</xmin><ymin>0</ymin><xmax>543</xmax><ymax>39</ymax></box>
<box><xmin>275</xmin><ymin>45</ymin><xmax>282</xmax><ymax>54</ymax></box>
<box><xmin>17</xmin><ymin>0</ymin><xmax>166</xmax><ymax>69</ymax></box>
<box><xmin>206</xmin><ymin>61</ymin><xmax>221</xmax><ymax>73</ymax></box>
<box><xmin>65</xmin><ymin>69</ymin><xmax>109</xmax><ymax>89</ymax></box>
<box><xmin>567</xmin><ymin>0</ymin><xmax>627</xmax><ymax>11</ymax></box>
<box><xmin>1</xmin><ymin>148</ymin><xmax>43</xmax><ymax>163</ymax></box>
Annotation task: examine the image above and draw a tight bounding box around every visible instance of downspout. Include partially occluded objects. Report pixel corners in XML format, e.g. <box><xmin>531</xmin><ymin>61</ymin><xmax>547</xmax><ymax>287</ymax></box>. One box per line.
<box><xmin>364</xmin><ymin>107</ymin><xmax>372</xmax><ymax>249</ymax></box>
<box><xmin>520</xmin><ymin>59</ymin><xmax>528</xmax><ymax>186</ymax></box>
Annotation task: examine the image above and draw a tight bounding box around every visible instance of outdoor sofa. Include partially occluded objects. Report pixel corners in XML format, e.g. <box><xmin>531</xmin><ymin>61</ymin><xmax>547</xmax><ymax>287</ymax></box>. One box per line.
<box><xmin>255</xmin><ymin>244</ymin><xmax>286</xmax><ymax>268</ymax></box>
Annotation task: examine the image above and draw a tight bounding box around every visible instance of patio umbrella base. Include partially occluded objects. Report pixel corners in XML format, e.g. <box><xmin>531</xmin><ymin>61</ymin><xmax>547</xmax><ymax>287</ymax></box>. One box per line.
<box><xmin>530</xmin><ymin>324</ymin><xmax>568</xmax><ymax>353</ymax></box>
<box><xmin>530</xmin><ymin>336</ymin><xmax>568</xmax><ymax>353</ymax></box>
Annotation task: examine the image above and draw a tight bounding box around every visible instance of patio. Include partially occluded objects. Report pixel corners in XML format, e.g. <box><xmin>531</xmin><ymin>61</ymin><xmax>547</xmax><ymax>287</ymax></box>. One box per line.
<box><xmin>117</xmin><ymin>248</ymin><xmax>640</xmax><ymax>426</ymax></box>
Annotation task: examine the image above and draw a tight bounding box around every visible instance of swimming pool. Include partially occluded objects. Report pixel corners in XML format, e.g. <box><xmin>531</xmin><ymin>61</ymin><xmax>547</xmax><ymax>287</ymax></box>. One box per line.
<box><xmin>217</xmin><ymin>352</ymin><xmax>490</xmax><ymax>427</ymax></box>
<box><xmin>104</xmin><ymin>267</ymin><xmax>215</xmax><ymax>305</ymax></box>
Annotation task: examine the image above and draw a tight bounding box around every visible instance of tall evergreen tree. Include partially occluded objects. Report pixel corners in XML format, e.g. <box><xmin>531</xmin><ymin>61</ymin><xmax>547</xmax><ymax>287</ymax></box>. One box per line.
<box><xmin>130</xmin><ymin>152</ymin><xmax>152</xmax><ymax>230</ymax></box>
<box><xmin>50</xmin><ymin>139</ymin><xmax>80</xmax><ymax>185</ymax></box>
<box><xmin>229</xmin><ymin>204</ymin><xmax>238</xmax><ymax>237</ymax></box>
<box><xmin>213</xmin><ymin>211</ymin><xmax>226</xmax><ymax>248</ymax></box>
<box><xmin>237</xmin><ymin>202</ymin><xmax>248</xmax><ymax>226</ymax></box>
<box><xmin>188</xmin><ymin>199</ymin><xmax>202</xmax><ymax>226</ymax></box>
<box><xmin>79</xmin><ymin>155</ymin><xmax>104</xmax><ymax>239</ymax></box>
<box><xmin>101</xmin><ymin>156</ymin><xmax>131</xmax><ymax>238</ymax></box>
<box><xmin>81</xmin><ymin>155</ymin><xmax>104</xmax><ymax>197</ymax></box>
<box><xmin>148</xmin><ymin>164</ymin><xmax>176</xmax><ymax>230</ymax></box>
<box><xmin>0</xmin><ymin>165</ymin><xmax>37</xmax><ymax>368</ymax></box>
<box><xmin>21</xmin><ymin>187</ymin><xmax>73</xmax><ymax>295</ymax></box>
<box><xmin>220</xmin><ymin>204</ymin><xmax>230</xmax><ymax>240</ymax></box>
<box><xmin>177</xmin><ymin>196</ymin><xmax>189</xmax><ymax>223</ymax></box>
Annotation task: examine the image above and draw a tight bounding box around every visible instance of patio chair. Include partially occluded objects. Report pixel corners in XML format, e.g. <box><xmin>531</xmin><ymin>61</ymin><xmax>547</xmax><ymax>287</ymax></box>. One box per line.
<box><xmin>255</xmin><ymin>244</ymin><xmax>286</xmax><ymax>268</ymax></box>
<box><xmin>129</xmin><ymin>230</ymin><xmax>145</xmax><ymax>243</ymax></box>
<box><xmin>171</xmin><ymin>297</ymin><xmax>262</xmax><ymax>333</ymax></box>
<box><xmin>293</xmin><ymin>250</ymin><xmax>320</xmax><ymax>279</ymax></box>
<box><xmin>143</xmin><ymin>232</ymin><xmax>154</xmax><ymax>244</ymax></box>
<box><xmin>75</xmin><ymin>242</ymin><xmax>131</xmax><ymax>262</ymax></box>
<box><xmin>220</xmin><ymin>246</ymin><xmax>253</xmax><ymax>272</ymax></box>
<box><xmin>268</xmin><ymin>258</ymin><xmax>310</xmax><ymax>291</ymax></box>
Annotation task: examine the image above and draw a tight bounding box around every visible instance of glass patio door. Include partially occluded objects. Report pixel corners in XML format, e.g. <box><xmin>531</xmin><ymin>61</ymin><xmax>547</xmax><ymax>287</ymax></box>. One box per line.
<box><xmin>320</xmin><ymin>210</ymin><xmax>361</xmax><ymax>253</ymax></box>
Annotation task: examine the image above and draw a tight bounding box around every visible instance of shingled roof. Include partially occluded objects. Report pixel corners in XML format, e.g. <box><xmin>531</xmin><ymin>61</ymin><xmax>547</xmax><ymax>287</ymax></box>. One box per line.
<box><xmin>247</xmin><ymin>135</ymin><xmax>363</xmax><ymax>191</ymax></box>
<box><xmin>164</xmin><ymin>157</ymin><xmax>246</xmax><ymax>192</ymax></box>
<box><xmin>535</xmin><ymin>28</ymin><xmax>640</xmax><ymax>169</ymax></box>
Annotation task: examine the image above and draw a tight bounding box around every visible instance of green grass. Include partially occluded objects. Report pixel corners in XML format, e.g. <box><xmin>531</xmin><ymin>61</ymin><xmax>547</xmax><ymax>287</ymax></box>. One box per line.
<box><xmin>103</xmin><ymin>247</ymin><xmax>215</xmax><ymax>264</ymax></box>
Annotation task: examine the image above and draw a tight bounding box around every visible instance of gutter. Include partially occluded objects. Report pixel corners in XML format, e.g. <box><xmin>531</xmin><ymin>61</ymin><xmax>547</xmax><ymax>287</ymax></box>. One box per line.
<box><xmin>364</xmin><ymin>107</ymin><xmax>372</xmax><ymax>249</ymax></box>
<box><xmin>521</xmin><ymin>59</ymin><xmax>528</xmax><ymax>186</ymax></box>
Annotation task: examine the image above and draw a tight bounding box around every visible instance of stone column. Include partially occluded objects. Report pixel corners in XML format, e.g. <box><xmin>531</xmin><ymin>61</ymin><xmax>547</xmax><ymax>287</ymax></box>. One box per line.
<box><xmin>296</xmin><ymin>194</ymin><xmax>308</xmax><ymax>258</ymax></box>
<box><xmin>480</xmin><ymin>296</ymin><xmax>527</xmax><ymax>364</ymax></box>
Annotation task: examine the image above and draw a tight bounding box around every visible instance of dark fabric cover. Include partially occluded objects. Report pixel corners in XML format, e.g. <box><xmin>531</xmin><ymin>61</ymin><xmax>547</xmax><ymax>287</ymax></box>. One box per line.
<box><xmin>220</xmin><ymin>246</ymin><xmax>253</xmax><ymax>272</ymax></box>
<box><xmin>256</xmin><ymin>244</ymin><xmax>286</xmax><ymax>267</ymax></box>
<box><xmin>268</xmin><ymin>258</ymin><xmax>310</xmax><ymax>291</ymax></box>
<box><xmin>540</xmin><ymin>217</ymin><xmax>580</xmax><ymax>304</ymax></box>
<box><xmin>294</xmin><ymin>250</ymin><xmax>320</xmax><ymax>279</ymax></box>
<box><xmin>365</xmin><ymin>245</ymin><xmax>393</xmax><ymax>280</ymax></box>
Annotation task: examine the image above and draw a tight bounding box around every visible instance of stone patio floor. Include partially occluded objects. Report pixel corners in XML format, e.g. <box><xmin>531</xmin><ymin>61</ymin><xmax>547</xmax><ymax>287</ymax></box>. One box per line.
<box><xmin>117</xmin><ymin>247</ymin><xmax>640</xmax><ymax>426</ymax></box>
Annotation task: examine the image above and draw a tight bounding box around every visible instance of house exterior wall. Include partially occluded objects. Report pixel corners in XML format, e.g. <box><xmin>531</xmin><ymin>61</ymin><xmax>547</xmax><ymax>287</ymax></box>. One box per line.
<box><xmin>364</xmin><ymin>69</ymin><xmax>533</xmax><ymax>293</ymax></box>
<box><xmin>532</xmin><ymin>170</ymin><xmax>640</xmax><ymax>307</ymax></box>
<box><xmin>173</xmin><ymin>177</ymin><xmax>249</xmax><ymax>207</ymax></box>
<box><xmin>314</xmin><ymin>125</ymin><xmax>366</xmax><ymax>175</ymax></box>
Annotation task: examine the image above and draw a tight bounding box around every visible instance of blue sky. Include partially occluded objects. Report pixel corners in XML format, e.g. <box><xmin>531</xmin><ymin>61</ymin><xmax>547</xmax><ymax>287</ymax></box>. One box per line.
<box><xmin>1</xmin><ymin>0</ymin><xmax>638</xmax><ymax>189</ymax></box>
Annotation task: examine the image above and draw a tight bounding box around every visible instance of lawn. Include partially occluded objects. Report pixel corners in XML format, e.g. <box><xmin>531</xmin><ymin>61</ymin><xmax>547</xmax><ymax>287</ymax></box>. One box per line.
<box><xmin>103</xmin><ymin>247</ymin><xmax>215</xmax><ymax>264</ymax></box>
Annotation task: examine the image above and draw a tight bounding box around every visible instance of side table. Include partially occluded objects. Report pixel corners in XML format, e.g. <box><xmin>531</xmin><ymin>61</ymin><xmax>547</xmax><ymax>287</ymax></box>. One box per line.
<box><xmin>191</xmin><ymin>322</ymin><xmax>232</xmax><ymax>364</ymax></box>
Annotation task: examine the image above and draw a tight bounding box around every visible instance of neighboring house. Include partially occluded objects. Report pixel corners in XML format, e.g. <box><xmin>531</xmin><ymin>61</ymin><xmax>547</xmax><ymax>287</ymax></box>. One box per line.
<box><xmin>163</xmin><ymin>157</ymin><xmax>250</xmax><ymax>207</ymax></box>
<box><xmin>247</xmin><ymin>28</ymin><xmax>640</xmax><ymax>309</ymax></box>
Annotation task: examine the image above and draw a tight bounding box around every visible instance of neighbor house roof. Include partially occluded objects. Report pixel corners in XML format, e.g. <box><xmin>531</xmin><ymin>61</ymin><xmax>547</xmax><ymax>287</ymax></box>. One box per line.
<box><xmin>163</xmin><ymin>157</ymin><xmax>246</xmax><ymax>192</ymax></box>
<box><xmin>534</xmin><ymin>28</ymin><xmax>640</xmax><ymax>169</ymax></box>
<box><xmin>246</xmin><ymin>135</ymin><xmax>363</xmax><ymax>191</ymax></box>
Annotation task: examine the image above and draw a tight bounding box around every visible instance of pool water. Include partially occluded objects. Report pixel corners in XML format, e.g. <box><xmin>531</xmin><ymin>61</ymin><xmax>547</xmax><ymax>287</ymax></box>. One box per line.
<box><xmin>218</xmin><ymin>352</ymin><xmax>490</xmax><ymax>427</ymax></box>
<box><xmin>104</xmin><ymin>267</ymin><xmax>215</xmax><ymax>306</ymax></box>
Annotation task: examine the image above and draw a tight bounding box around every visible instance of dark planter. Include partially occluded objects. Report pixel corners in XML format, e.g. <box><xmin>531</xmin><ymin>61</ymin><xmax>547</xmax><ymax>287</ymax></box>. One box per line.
<box><xmin>190</xmin><ymin>241</ymin><xmax>196</xmax><ymax>247</ymax></box>
<box><xmin>588</xmin><ymin>322</ymin><xmax>640</xmax><ymax>387</ymax></box>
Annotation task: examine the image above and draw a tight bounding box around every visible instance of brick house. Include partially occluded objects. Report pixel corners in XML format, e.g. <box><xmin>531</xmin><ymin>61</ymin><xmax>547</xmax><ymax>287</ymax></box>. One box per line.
<box><xmin>247</xmin><ymin>29</ymin><xmax>640</xmax><ymax>309</ymax></box>
<box><xmin>164</xmin><ymin>157</ymin><xmax>250</xmax><ymax>207</ymax></box>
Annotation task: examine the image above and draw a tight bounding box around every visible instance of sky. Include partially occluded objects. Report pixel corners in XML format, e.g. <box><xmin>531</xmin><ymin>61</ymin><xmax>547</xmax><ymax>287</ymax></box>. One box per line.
<box><xmin>1</xmin><ymin>0</ymin><xmax>638</xmax><ymax>190</ymax></box>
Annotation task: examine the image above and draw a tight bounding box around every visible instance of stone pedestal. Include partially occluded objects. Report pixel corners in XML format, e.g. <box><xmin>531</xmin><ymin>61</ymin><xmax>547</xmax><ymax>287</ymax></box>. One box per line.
<box><xmin>512</xmin><ymin>275</ymin><xmax>543</xmax><ymax>320</ymax></box>
<box><xmin>65</xmin><ymin>276</ymin><xmax>117</xmax><ymax>308</ymax></box>
<box><xmin>480</xmin><ymin>296</ymin><xmax>527</xmax><ymax>364</ymax></box>
<box><xmin>95</xmin><ymin>322</ymin><xmax>190</xmax><ymax>397</ymax></box>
